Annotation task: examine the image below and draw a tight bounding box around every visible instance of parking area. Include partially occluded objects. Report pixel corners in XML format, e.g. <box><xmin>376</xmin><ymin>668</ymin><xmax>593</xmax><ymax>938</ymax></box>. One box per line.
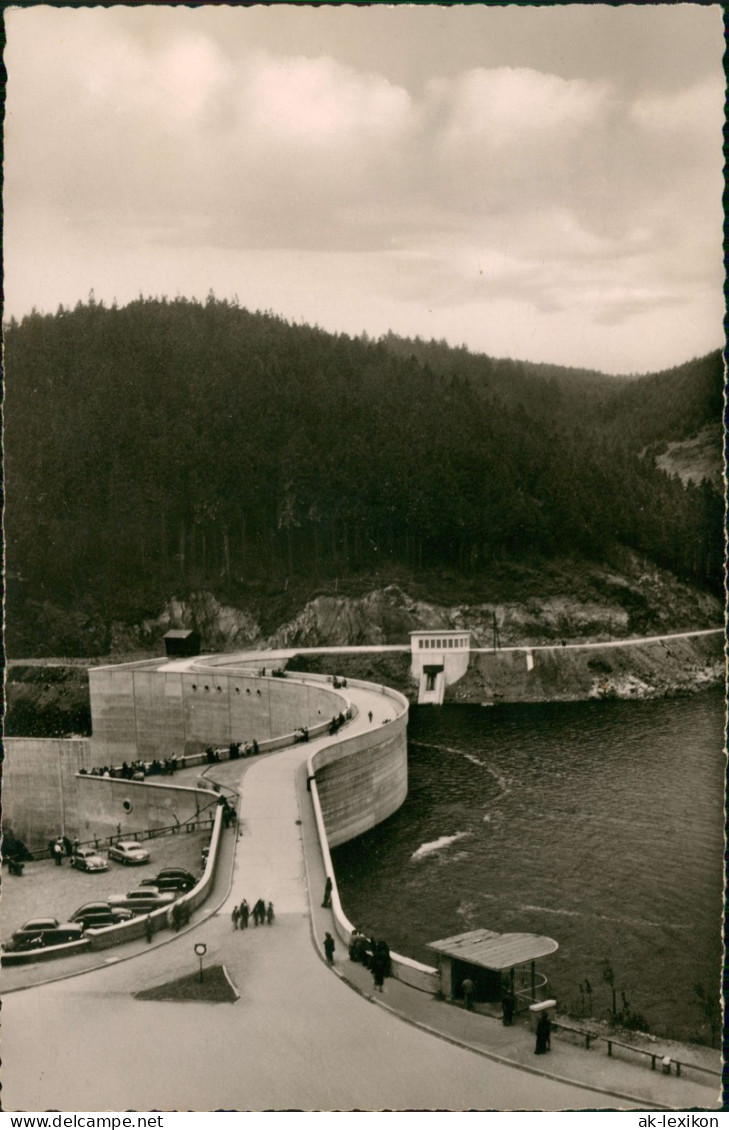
<box><xmin>1</xmin><ymin>829</ymin><xmax>211</xmax><ymax>938</ymax></box>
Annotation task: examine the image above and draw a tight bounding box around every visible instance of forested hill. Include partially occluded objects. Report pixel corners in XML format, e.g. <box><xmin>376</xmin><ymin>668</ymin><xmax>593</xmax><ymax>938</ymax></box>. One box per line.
<box><xmin>4</xmin><ymin>297</ymin><xmax>723</xmax><ymax>653</ymax></box>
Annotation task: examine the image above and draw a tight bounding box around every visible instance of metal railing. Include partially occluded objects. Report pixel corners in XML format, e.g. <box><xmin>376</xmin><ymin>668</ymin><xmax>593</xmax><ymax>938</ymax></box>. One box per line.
<box><xmin>23</xmin><ymin>801</ymin><xmax>219</xmax><ymax>861</ymax></box>
<box><xmin>513</xmin><ymin>972</ymin><xmax>550</xmax><ymax>1012</ymax></box>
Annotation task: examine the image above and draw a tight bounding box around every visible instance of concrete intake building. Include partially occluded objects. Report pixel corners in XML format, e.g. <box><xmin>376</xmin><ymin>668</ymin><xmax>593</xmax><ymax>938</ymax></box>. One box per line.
<box><xmin>410</xmin><ymin>630</ymin><xmax>471</xmax><ymax>704</ymax></box>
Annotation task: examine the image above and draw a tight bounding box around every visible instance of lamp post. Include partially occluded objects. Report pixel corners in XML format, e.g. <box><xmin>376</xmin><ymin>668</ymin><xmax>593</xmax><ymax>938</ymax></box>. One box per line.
<box><xmin>194</xmin><ymin>942</ymin><xmax>207</xmax><ymax>984</ymax></box>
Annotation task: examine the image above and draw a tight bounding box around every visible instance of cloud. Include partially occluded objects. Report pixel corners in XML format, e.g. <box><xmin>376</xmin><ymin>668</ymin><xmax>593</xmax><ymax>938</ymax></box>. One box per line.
<box><xmin>431</xmin><ymin>66</ymin><xmax>607</xmax><ymax>151</ymax></box>
<box><xmin>630</xmin><ymin>76</ymin><xmax>724</xmax><ymax>137</ymax></box>
<box><xmin>4</xmin><ymin>6</ymin><xmax>724</xmax><ymax>372</ymax></box>
<box><xmin>243</xmin><ymin>52</ymin><xmax>411</xmax><ymax>149</ymax></box>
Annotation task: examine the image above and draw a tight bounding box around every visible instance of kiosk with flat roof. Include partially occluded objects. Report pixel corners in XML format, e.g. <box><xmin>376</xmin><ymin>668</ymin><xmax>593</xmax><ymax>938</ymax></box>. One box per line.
<box><xmin>427</xmin><ymin>928</ymin><xmax>558</xmax><ymax>1012</ymax></box>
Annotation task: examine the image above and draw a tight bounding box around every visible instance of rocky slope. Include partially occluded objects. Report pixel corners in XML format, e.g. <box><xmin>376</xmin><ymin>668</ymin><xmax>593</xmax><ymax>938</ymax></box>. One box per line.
<box><xmin>6</xmin><ymin>557</ymin><xmax>723</xmax><ymax>736</ymax></box>
<box><xmin>654</xmin><ymin>424</ymin><xmax>724</xmax><ymax>488</ymax></box>
<box><xmin>126</xmin><ymin>555</ymin><xmax>723</xmax><ymax>655</ymax></box>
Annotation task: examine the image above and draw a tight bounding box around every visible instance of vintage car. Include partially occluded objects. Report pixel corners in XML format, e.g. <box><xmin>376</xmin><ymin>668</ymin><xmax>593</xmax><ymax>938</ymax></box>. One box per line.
<box><xmin>107</xmin><ymin>887</ymin><xmax>176</xmax><ymax>915</ymax></box>
<box><xmin>140</xmin><ymin>868</ymin><xmax>196</xmax><ymax>893</ymax></box>
<box><xmin>107</xmin><ymin>841</ymin><xmax>150</xmax><ymax>866</ymax></box>
<box><xmin>4</xmin><ymin>919</ymin><xmax>85</xmax><ymax>952</ymax></box>
<box><xmin>70</xmin><ymin>847</ymin><xmax>109</xmax><ymax>873</ymax></box>
<box><xmin>69</xmin><ymin>902</ymin><xmax>134</xmax><ymax>929</ymax></box>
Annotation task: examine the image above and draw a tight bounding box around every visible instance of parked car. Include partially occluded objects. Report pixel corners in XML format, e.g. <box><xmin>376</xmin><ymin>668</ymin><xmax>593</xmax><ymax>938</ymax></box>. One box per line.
<box><xmin>107</xmin><ymin>887</ymin><xmax>176</xmax><ymax>915</ymax></box>
<box><xmin>4</xmin><ymin>919</ymin><xmax>85</xmax><ymax>952</ymax></box>
<box><xmin>70</xmin><ymin>847</ymin><xmax>109</xmax><ymax>873</ymax></box>
<box><xmin>69</xmin><ymin>902</ymin><xmax>134</xmax><ymax>929</ymax></box>
<box><xmin>140</xmin><ymin>868</ymin><xmax>196</xmax><ymax>893</ymax></box>
<box><xmin>107</xmin><ymin>841</ymin><xmax>150</xmax><ymax>866</ymax></box>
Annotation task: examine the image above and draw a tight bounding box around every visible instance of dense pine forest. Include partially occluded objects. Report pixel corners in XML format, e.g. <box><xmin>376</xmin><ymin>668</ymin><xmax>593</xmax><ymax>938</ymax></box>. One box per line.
<box><xmin>4</xmin><ymin>296</ymin><xmax>724</xmax><ymax>654</ymax></box>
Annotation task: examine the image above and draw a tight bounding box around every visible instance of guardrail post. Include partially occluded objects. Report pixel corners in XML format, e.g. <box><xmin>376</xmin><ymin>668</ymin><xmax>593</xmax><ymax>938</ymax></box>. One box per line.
<box><xmin>607</xmin><ymin>1040</ymin><xmax>612</xmax><ymax>1057</ymax></box>
<box><xmin>651</xmin><ymin>1054</ymin><xmax>656</xmax><ymax>1070</ymax></box>
<box><xmin>675</xmin><ymin>1062</ymin><xmax>681</xmax><ymax>1077</ymax></box>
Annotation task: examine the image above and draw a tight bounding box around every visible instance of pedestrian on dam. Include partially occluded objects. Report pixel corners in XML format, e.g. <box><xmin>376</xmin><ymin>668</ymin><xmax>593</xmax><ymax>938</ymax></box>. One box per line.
<box><xmin>253</xmin><ymin>898</ymin><xmax>265</xmax><ymax>926</ymax></box>
<box><xmin>348</xmin><ymin>929</ymin><xmax>364</xmax><ymax>963</ymax></box>
<box><xmin>368</xmin><ymin>711</ymin><xmax>373</xmax><ymax>723</ymax></box>
<box><xmin>322</xmin><ymin>877</ymin><xmax>332</xmax><ymax>908</ymax></box>
<box><xmin>266</xmin><ymin>902</ymin><xmax>275</xmax><ymax>925</ymax></box>
<box><xmin>324</xmin><ymin>932</ymin><xmax>335</xmax><ymax>964</ymax></box>
<box><xmin>375</xmin><ymin>939</ymin><xmax>391</xmax><ymax>977</ymax></box>
<box><xmin>502</xmin><ymin>990</ymin><xmax>515</xmax><ymax>1026</ymax></box>
<box><xmin>461</xmin><ymin>978</ymin><xmax>475</xmax><ymax>1010</ymax></box>
<box><xmin>239</xmin><ymin>899</ymin><xmax>249</xmax><ymax>928</ymax></box>
<box><xmin>232</xmin><ymin>904</ymin><xmax>240</xmax><ymax>930</ymax></box>
<box><xmin>53</xmin><ymin>840</ymin><xmax>64</xmax><ymax>866</ymax></box>
<box><xmin>145</xmin><ymin>916</ymin><xmax>154</xmax><ymax>944</ymax></box>
<box><xmin>371</xmin><ymin>947</ymin><xmax>388</xmax><ymax>992</ymax></box>
<box><xmin>535</xmin><ymin>1012</ymin><xmax>551</xmax><ymax>1055</ymax></box>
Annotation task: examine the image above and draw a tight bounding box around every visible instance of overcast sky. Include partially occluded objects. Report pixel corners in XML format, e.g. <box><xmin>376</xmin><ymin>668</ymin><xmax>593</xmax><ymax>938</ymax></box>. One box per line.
<box><xmin>4</xmin><ymin>3</ymin><xmax>724</xmax><ymax>374</ymax></box>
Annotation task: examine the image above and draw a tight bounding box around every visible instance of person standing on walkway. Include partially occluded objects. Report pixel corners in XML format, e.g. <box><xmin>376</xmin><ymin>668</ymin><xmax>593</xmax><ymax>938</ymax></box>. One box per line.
<box><xmin>266</xmin><ymin>901</ymin><xmax>275</xmax><ymax>925</ymax></box>
<box><xmin>53</xmin><ymin>840</ymin><xmax>64</xmax><ymax>866</ymax></box>
<box><xmin>535</xmin><ymin>1012</ymin><xmax>551</xmax><ymax>1055</ymax></box>
<box><xmin>145</xmin><ymin>916</ymin><xmax>154</xmax><ymax>944</ymax></box>
<box><xmin>368</xmin><ymin>711</ymin><xmax>373</xmax><ymax>723</ymax></box>
<box><xmin>239</xmin><ymin>899</ymin><xmax>249</xmax><ymax>928</ymax></box>
<box><xmin>502</xmin><ymin>990</ymin><xmax>515</xmax><ymax>1026</ymax></box>
<box><xmin>348</xmin><ymin>929</ymin><xmax>364</xmax><ymax>963</ymax></box>
<box><xmin>461</xmin><ymin>978</ymin><xmax>475</xmax><ymax>1010</ymax></box>
<box><xmin>253</xmin><ymin>898</ymin><xmax>265</xmax><ymax>926</ymax></box>
<box><xmin>322</xmin><ymin>877</ymin><xmax>332</xmax><ymax>908</ymax></box>
<box><xmin>232</xmin><ymin>904</ymin><xmax>240</xmax><ymax>930</ymax></box>
<box><xmin>371</xmin><ymin>947</ymin><xmax>388</xmax><ymax>992</ymax></box>
<box><xmin>324</xmin><ymin>932</ymin><xmax>335</xmax><ymax>964</ymax></box>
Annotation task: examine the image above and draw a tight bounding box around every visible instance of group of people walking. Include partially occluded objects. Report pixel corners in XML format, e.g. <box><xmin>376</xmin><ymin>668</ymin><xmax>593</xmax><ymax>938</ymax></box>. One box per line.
<box><xmin>218</xmin><ymin>794</ymin><xmax>237</xmax><ymax>829</ymax></box>
<box><xmin>228</xmin><ymin>740</ymin><xmax>260</xmax><ymax>759</ymax></box>
<box><xmin>348</xmin><ymin>928</ymin><xmax>391</xmax><ymax>991</ymax></box>
<box><xmin>327</xmin><ymin>712</ymin><xmax>347</xmax><ymax>736</ymax></box>
<box><xmin>232</xmin><ymin>898</ymin><xmax>274</xmax><ymax>929</ymax></box>
<box><xmin>79</xmin><ymin>757</ymin><xmax>177</xmax><ymax>779</ymax></box>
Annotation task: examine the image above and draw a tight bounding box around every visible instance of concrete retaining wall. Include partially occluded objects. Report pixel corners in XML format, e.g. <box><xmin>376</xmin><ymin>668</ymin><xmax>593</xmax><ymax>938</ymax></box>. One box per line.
<box><xmin>1</xmin><ymin>938</ymin><xmax>92</xmax><ymax>967</ymax></box>
<box><xmin>2</xmin><ymin>737</ymin><xmax>221</xmax><ymax>851</ymax></box>
<box><xmin>3</xmin><ymin>737</ymin><xmax>94</xmax><ymax>849</ymax></box>
<box><xmin>73</xmin><ymin>776</ymin><xmax>219</xmax><ymax>842</ymax></box>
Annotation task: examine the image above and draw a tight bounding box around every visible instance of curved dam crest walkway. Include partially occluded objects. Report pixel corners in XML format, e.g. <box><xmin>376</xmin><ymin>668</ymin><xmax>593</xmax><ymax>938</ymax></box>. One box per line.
<box><xmin>2</xmin><ymin>675</ymin><xmax>720</xmax><ymax>1111</ymax></box>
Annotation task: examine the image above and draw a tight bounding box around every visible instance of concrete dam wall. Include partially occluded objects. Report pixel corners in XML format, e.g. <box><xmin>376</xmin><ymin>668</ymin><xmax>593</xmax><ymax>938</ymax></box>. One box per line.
<box><xmin>5</xmin><ymin>661</ymin><xmax>410</xmax><ymax>856</ymax></box>
<box><xmin>307</xmin><ymin>677</ymin><xmax>409</xmax><ymax>848</ymax></box>
<box><xmin>89</xmin><ymin>661</ymin><xmax>347</xmax><ymax>763</ymax></box>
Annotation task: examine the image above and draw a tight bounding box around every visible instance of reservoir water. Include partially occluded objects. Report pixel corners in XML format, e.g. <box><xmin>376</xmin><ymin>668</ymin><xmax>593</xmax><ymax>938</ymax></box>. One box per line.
<box><xmin>332</xmin><ymin>689</ymin><xmax>725</xmax><ymax>1043</ymax></box>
